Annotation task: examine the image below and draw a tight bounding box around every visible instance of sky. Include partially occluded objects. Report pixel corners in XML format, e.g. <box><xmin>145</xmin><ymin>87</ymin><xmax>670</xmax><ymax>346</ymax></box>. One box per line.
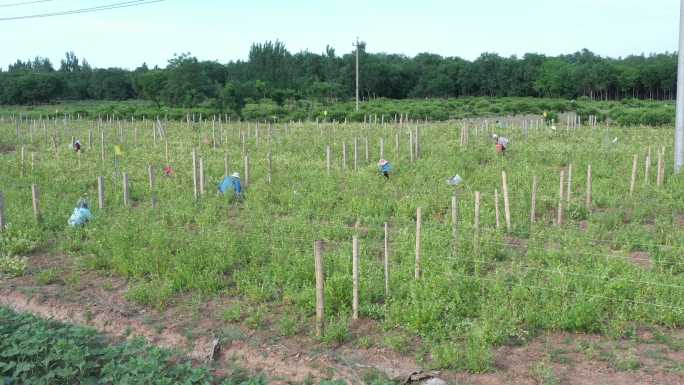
<box><xmin>0</xmin><ymin>0</ymin><xmax>679</xmax><ymax>70</ymax></box>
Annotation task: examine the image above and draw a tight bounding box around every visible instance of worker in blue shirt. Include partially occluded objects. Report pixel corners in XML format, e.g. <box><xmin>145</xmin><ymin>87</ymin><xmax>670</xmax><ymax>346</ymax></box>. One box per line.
<box><xmin>218</xmin><ymin>172</ymin><xmax>243</xmax><ymax>199</ymax></box>
<box><xmin>68</xmin><ymin>198</ymin><xmax>93</xmax><ymax>227</ymax></box>
<box><xmin>378</xmin><ymin>159</ymin><xmax>392</xmax><ymax>179</ymax></box>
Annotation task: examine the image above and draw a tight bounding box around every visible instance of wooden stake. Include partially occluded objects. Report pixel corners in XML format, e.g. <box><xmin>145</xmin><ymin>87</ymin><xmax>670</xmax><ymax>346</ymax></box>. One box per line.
<box><xmin>644</xmin><ymin>148</ymin><xmax>651</xmax><ymax>186</ymax></box>
<box><xmin>244</xmin><ymin>154</ymin><xmax>250</xmax><ymax>188</ymax></box>
<box><xmin>379</xmin><ymin>138</ymin><xmax>384</xmax><ymax>159</ymax></box>
<box><xmin>100</xmin><ymin>131</ymin><xmax>105</xmax><ymax>162</ymax></box>
<box><xmin>224</xmin><ymin>153</ymin><xmax>229</xmax><ymax>177</ymax></box>
<box><xmin>657</xmin><ymin>147</ymin><xmax>664</xmax><ymax>187</ymax></box>
<box><xmin>352</xmin><ymin>236</ymin><xmax>360</xmax><ymax>320</ymax></box>
<box><xmin>415</xmin><ymin>207</ymin><xmax>422</xmax><ymax>280</ymax></box>
<box><xmin>629</xmin><ymin>154</ymin><xmax>638</xmax><ymax>196</ymax></box>
<box><xmin>97</xmin><ymin>176</ymin><xmax>105</xmax><ymax>209</ymax></box>
<box><xmin>566</xmin><ymin>163</ymin><xmax>573</xmax><ymax>203</ymax></box>
<box><xmin>199</xmin><ymin>157</ymin><xmax>205</xmax><ymax>196</ymax></box>
<box><xmin>192</xmin><ymin>149</ymin><xmax>198</xmax><ymax>200</ymax></box>
<box><xmin>353</xmin><ymin>137</ymin><xmax>358</xmax><ymax>171</ymax></box>
<box><xmin>148</xmin><ymin>164</ymin><xmax>155</xmax><ymax>191</ymax></box>
<box><xmin>494</xmin><ymin>188</ymin><xmax>501</xmax><ymax>229</ymax></box>
<box><xmin>267</xmin><ymin>152</ymin><xmax>272</xmax><ymax>184</ymax></box>
<box><xmin>530</xmin><ymin>176</ymin><xmax>538</xmax><ymax>225</ymax></box>
<box><xmin>384</xmin><ymin>222</ymin><xmax>389</xmax><ymax>298</ymax></box>
<box><xmin>451</xmin><ymin>192</ymin><xmax>459</xmax><ymax>256</ymax></box>
<box><xmin>31</xmin><ymin>184</ymin><xmax>40</xmax><ymax>220</ymax></box>
<box><xmin>326</xmin><ymin>146</ymin><xmax>331</xmax><ymax>175</ymax></box>
<box><xmin>364</xmin><ymin>137</ymin><xmax>369</xmax><ymax>163</ymax></box>
<box><xmin>342</xmin><ymin>142</ymin><xmax>347</xmax><ymax>169</ymax></box>
<box><xmin>557</xmin><ymin>170</ymin><xmax>564</xmax><ymax>226</ymax></box>
<box><xmin>314</xmin><ymin>240</ymin><xmax>325</xmax><ymax>336</ymax></box>
<box><xmin>586</xmin><ymin>164</ymin><xmax>592</xmax><ymax>210</ymax></box>
<box><xmin>123</xmin><ymin>173</ymin><xmax>130</xmax><ymax>207</ymax></box>
<box><xmin>501</xmin><ymin>171</ymin><xmax>511</xmax><ymax>232</ymax></box>
<box><xmin>474</xmin><ymin>192</ymin><xmax>481</xmax><ymax>253</ymax></box>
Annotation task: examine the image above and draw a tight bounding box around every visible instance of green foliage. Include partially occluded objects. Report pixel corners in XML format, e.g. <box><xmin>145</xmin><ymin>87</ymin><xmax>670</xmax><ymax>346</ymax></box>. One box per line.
<box><xmin>36</xmin><ymin>268</ymin><xmax>61</xmax><ymax>285</ymax></box>
<box><xmin>0</xmin><ymin>306</ymin><xmax>251</xmax><ymax>385</ymax></box>
<box><xmin>0</xmin><ymin>255</ymin><xmax>27</xmax><ymax>278</ymax></box>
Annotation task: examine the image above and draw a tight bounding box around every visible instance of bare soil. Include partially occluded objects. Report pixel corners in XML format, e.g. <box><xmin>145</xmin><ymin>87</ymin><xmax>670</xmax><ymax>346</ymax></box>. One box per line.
<box><xmin>2</xmin><ymin>252</ymin><xmax>684</xmax><ymax>385</ymax></box>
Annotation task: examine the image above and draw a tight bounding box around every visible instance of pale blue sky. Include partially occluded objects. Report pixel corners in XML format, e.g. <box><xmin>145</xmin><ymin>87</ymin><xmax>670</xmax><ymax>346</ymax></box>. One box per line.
<box><xmin>0</xmin><ymin>0</ymin><xmax>679</xmax><ymax>70</ymax></box>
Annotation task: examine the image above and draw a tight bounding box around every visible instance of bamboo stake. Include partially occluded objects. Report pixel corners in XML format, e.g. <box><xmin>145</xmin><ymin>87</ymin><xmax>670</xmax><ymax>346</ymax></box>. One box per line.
<box><xmin>384</xmin><ymin>222</ymin><xmax>390</xmax><ymax>298</ymax></box>
<box><xmin>530</xmin><ymin>176</ymin><xmax>538</xmax><ymax>225</ymax></box>
<box><xmin>501</xmin><ymin>171</ymin><xmax>511</xmax><ymax>232</ymax></box>
<box><xmin>326</xmin><ymin>146</ymin><xmax>331</xmax><ymax>175</ymax></box>
<box><xmin>566</xmin><ymin>163</ymin><xmax>573</xmax><ymax>203</ymax></box>
<box><xmin>31</xmin><ymin>184</ymin><xmax>40</xmax><ymax>220</ymax></box>
<box><xmin>557</xmin><ymin>170</ymin><xmax>564</xmax><ymax>226</ymax></box>
<box><xmin>415</xmin><ymin>207</ymin><xmax>422</xmax><ymax>280</ymax></box>
<box><xmin>314</xmin><ymin>240</ymin><xmax>325</xmax><ymax>336</ymax></box>
<box><xmin>586</xmin><ymin>164</ymin><xmax>592</xmax><ymax>210</ymax></box>
<box><xmin>352</xmin><ymin>236</ymin><xmax>360</xmax><ymax>320</ymax></box>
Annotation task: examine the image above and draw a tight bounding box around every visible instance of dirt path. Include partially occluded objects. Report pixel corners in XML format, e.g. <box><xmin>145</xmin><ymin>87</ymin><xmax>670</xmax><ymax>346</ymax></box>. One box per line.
<box><xmin>2</xmin><ymin>253</ymin><xmax>684</xmax><ymax>385</ymax></box>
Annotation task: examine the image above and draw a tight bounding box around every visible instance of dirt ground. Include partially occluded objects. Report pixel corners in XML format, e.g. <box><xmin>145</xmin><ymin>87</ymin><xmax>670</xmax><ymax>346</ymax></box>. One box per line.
<box><xmin>2</xmin><ymin>253</ymin><xmax>684</xmax><ymax>385</ymax></box>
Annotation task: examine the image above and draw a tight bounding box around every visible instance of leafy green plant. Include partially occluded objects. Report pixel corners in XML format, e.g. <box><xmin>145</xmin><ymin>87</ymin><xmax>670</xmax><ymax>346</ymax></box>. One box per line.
<box><xmin>0</xmin><ymin>255</ymin><xmax>27</xmax><ymax>278</ymax></box>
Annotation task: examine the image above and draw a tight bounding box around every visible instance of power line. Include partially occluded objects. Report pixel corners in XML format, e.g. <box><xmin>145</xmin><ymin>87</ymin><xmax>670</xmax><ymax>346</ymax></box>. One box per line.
<box><xmin>0</xmin><ymin>0</ymin><xmax>164</xmax><ymax>21</ymax></box>
<box><xmin>0</xmin><ymin>0</ymin><xmax>54</xmax><ymax>8</ymax></box>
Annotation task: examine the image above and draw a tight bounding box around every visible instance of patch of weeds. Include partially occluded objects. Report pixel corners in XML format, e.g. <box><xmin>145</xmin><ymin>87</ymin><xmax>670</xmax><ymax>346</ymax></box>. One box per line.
<box><xmin>356</xmin><ymin>335</ymin><xmax>373</xmax><ymax>349</ymax></box>
<box><xmin>244</xmin><ymin>307</ymin><xmax>265</xmax><ymax>330</ymax></box>
<box><xmin>549</xmin><ymin>348</ymin><xmax>572</xmax><ymax>365</ymax></box>
<box><xmin>0</xmin><ymin>254</ymin><xmax>27</xmax><ymax>277</ymax></box>
<box><xmin>653</xmin><ymin>330</ymin><xmax>684</xmax><ymax>351</ymax></box>
<box><xmin>64</xmin><ymin>271</ymin><xmax>81</xmax><ymax>287</ymax></box>
<box><xmin>383</xmin><ymin>332</ymin><xmax>411</xmax><ymax>355</ymax></box>
<box><xmin>222</xmin><ymin>304</ymin><xmax>242</xmax><ymax>323</ymax></box>
<box><xmin>612</xmin><ymin>350</ymin><xmax>641</xmax><ymax>371</ymax></box>
<box><xmin>217</xmin><ymin>325</ymin><xmax>245</xmax><ymax>345</ymax></box>
<box><xmin>124</xmin><ymin>279</ymin><xmax>173</xmax><ymax>311</ymax></box>
<box><xmin>277</xmin><ymin>313</ymin><xmax>298</xmax><ymax>337</ymax></box>
<box><xmin>643</xmin><ymin>347</ymin><xmax>671</xmax><ymax>364</ymax></box>
<box><xmin>321</xmin><ymin>317</ymin><xmax>350</xmax><ymax>346</ymax></box>
<box><xmin>530</xmin><ymin>361</ymin><xmax>560</xmax><ymax>385</ymax></box>
<box><xmin>36</xmin><ymin>268</ymin><xmax>60</xmax><ymax>285</ymax></box>
<box><xmin>102</xmin><ymin>281</ymin><xmax>114</xmax><ymax>291</ymax></box>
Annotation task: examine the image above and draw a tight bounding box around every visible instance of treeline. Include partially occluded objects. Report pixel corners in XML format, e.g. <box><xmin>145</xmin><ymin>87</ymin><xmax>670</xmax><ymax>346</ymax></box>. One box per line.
<box><xmin>0</xmin><ymin>42</ymin><xmax>678</xmax><ymax>111</ymax></box>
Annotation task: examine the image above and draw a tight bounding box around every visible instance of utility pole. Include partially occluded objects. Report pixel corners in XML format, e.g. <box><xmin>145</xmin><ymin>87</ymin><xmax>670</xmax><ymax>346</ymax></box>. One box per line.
<box><xmin>676</xmin><ymin>0</ymin><xmax>684</xmax><ymax>173</ymax></box>
<box><xmin>355</xmin><ymin>37</ymin><xmax>360</xmax><ymax>112</ymax></box>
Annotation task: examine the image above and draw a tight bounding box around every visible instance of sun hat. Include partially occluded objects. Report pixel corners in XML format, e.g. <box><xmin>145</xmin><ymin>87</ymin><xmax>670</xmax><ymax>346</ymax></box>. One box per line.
<box><xmin>231</xmin><ymin>172</ymin><xmax>240</xmax><ymax>178</ymax></box>
<box><xmin>378</xmin><ymin>159</ymin><xmax>388</xmax><ymax>166</ymax></box>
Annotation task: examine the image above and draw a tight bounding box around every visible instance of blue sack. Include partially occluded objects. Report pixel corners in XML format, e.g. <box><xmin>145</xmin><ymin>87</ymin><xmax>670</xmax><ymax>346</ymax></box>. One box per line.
<box><xmin>68</xmin><ymin>207</ymin><xmax>93</xmax><ymax>227</ymax></box>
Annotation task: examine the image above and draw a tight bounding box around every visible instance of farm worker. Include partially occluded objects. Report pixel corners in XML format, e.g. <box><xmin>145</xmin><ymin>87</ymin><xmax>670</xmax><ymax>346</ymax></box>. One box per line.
<box><xmin>447</xmin><ymin>175</ymin><xmax>463</xmax><ymax>186</ymax></box>
<box><xmin>492</xmin><ymin>134</ymin><xmax>509</xmax><ymax>154</ymax></box>
<box><xmin>378</xmin><ymin>159</ymin><xmax>392</xmax><ymax>179</ymax></box>
<box><xmin>73</xmin><ymin>140</ymin><xmax>82</xmax><ymax>152</ymax></box>
<box><xmin>68</xmin><ymin>198</ymin><xmax>93</xmax><ymax>227</ymax></box>
<box><xmin>163</xmin><ymin>165</ymin><xmax>175</xmax><ymax>177</ymax></box>
<box><xmin>218</xmin><ymin>172</ymin><xmax>242</xmax><ymax>198</ymax></box>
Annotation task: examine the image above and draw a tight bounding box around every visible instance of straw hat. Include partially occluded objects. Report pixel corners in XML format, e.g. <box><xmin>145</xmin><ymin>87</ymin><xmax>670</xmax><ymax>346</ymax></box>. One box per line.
<box><xmin>231</xmin><ymin>172</ymin><xmax>240</xmax><ymax>178</ymax></box>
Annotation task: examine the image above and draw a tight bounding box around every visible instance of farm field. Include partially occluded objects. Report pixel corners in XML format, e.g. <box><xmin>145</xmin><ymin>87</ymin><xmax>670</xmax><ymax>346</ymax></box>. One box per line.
<box><xmin>2</xmin><ymin>111</ymin><xmax>684</xmax><ymax>384</ymax></box>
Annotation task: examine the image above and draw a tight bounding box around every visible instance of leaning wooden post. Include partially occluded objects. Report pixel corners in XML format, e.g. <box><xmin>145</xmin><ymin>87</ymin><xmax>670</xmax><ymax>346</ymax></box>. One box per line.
<box><xmin>97</xmin><ymin>176</ymin><xmax>105</xmax><ymax>209</ymax></box>
<box><xmin>557</xmin><ymin>170</ymin><xmax>565</xmax><ymax>226</ymax></box>
<box><xmin>586</xmin><ymin>164</ymin><xmax>592</xmax><ymax>210</ymax></box>
<box><xmin>530</xmin><ymin>176</ymin><xmax>538</xmax><ymax>225</ymax></box>
<box><xmin>192</xmin><ymin>149</ymin><xmax>198</xmax><ymax>200</ymax></box>
<box><xmin>123</xmin><ymin>173</ymin><xmax>130</xmax><ymax>207</ymax></box>
<box><xmin>501</xmin><ymin>171</ymin><xmax>511</xmax><ymax>232</ymax></box>
<box><xmin>148</xmin><ymin>164</ymin><xmax>155</xmax><ymax>191</ymax></box>
<box><xmin>566</xmin><ymin>163</ymin><xmax>573</xmax><ymax>203</ymax></box>
<box><xmin>451</xmin><ymin>192</ymin><xmax>459</xmax><ymax>256</ymax></box>
<box><xmin>383</xmin><ymin>222</ymin><xmax>390</xmax><ymax>298</ymax></box>
<box><xmin>0</xmin><ymin>192</ymin><xmax>5</xmax><ymax>231</ymax></box>
<box><xmin>494</xmin><ymin>188</ymin><xmax>501</xmax><ymax>229</ymax></box>
<box><xmin>415</xmin><ymin>207</ymin><xmax>422</xmax><ymax>280</ymax></box>
<box><xmin>314</xmin><ymin>240</ymin><xmax>325</xmax><ymax>337</ymax></box>
<box><xmin>629</xmin><ymin>154</ymin><xmax>638</xmax><ymax>196</ymax></box>
<box><xmin>31</xmin><ymin>184</ymin><xmax>40</xmax><ymax>221</ymax></box>
<box><xmin>352</xmin><ymin>236</ymin><xmax>360</xmax><ymax>320</ymax></box>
